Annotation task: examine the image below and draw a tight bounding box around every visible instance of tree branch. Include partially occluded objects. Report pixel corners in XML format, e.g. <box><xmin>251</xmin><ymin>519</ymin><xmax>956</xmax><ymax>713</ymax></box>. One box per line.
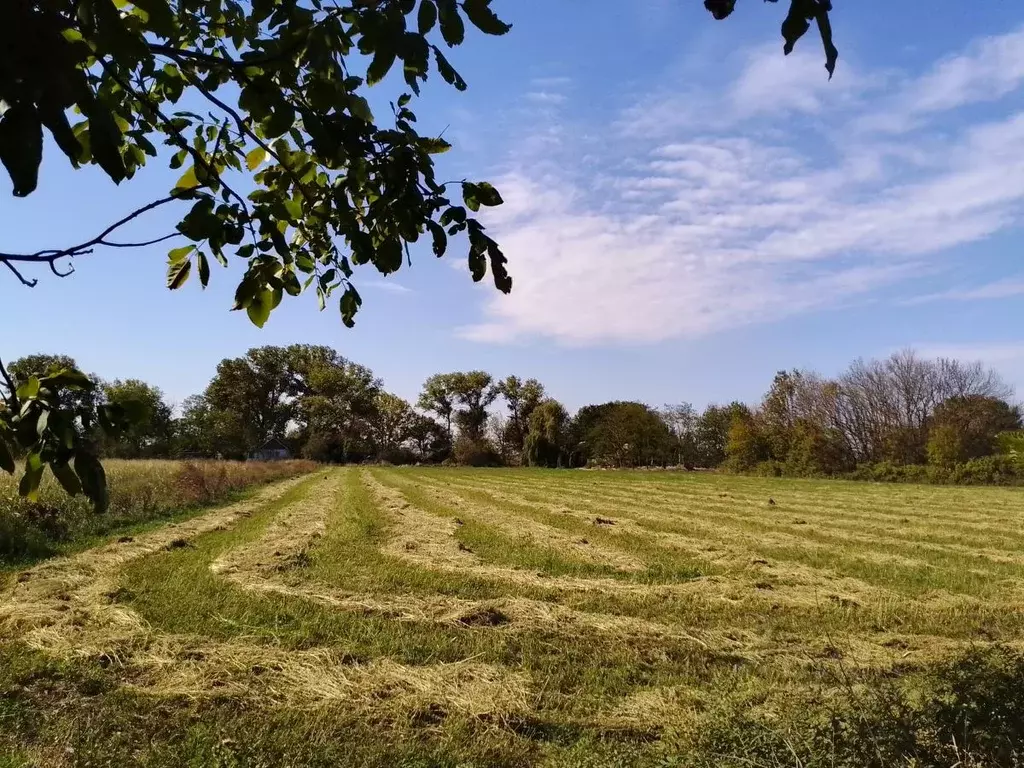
<box><xmin>0</xmin><ymin>196</ymin><xmax>181</xmax><ymax>282</ymax></box>
<box><xmin>3</xmin><ymin>260</ymin><xmax>38</xmax><ymax>287</ymax></box>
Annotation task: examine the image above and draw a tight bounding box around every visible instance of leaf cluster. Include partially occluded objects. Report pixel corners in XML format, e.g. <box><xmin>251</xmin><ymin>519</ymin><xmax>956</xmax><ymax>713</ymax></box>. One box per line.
<box><xmin>0</xmin><ymin>0</ymin><xmax>513</xmax><ymax>325</ymax></box>
<box><xmin>0</xmin><ymin>361</ymin><xmax>134</xmax><ymax>511</ymax></box>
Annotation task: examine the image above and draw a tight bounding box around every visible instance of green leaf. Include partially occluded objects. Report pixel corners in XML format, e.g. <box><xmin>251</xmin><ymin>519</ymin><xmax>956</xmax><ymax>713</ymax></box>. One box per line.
<box><xmin>462</xmin><ymin>0</ymin><xmax>512</xmax><ymax>35</ymax></box>
<box><xmin>0</xmin><ymin>437</ymin><xmax>14</xmax><ymax>474</ymax></box>
<box><xmin>19</xmin><ymin>453</ymin><xmax>44</xmax><ymax>502</ymax></box>
<box><xmin>418</xmin><ymin>0</ymin><xmax>438</xmax><ymax>34</ymax></box>
<box><xmin>0</xmin><ymin>105</ymin><xmax>44</xmax><ymax>197</ymax></box>
<box><xmin>433</xmin><ymin>47</ymin><xmax>467</xmax><ymax>90</ymax></box>
<box><xmin>349</xmin><ymin>95</ymin><xmax>374</xmax><ymax>122</ymax></box>
<box><xmin>39</xmin><ymin>106</ymin><xmax>84</xmax><ymax>166</ymax></box>
<box><xmin>815</xmin><ymin>5</ymin><xmax>839</xmax><ymax>79</ymax></box>
<box><xmin>437</xmin><ymin>0</ymin><xmax>465</xmax><ymax>46</ymax></box>
<box><xmin>131</xmin><ymin>0</ymin><xmax>177</xmax><ymax>37</ymax></box>
<box><xmin>246</xmin><ymin>289</ymin><xmax>274</xmax><ymax>327</ymax></box>
<box><xmin>175</xmin><ymin>166</ymin><xmax>200</xmax><ymax>190</ymax></box>
<box><xmin>16</xmin><ymin>377</ymin><xmax>40</xmax><ymax>401</ymax></box>
<box><xmin>419</xmin><ymin>137</ymin><xmax>452</xmax><ymax>154</ymax></box>
<box><xmin>168</xmin><ymin>244</ymin><xmax>196</xmax><ymax>263</ymax></box>
<box><xmin>427</xmin><ymin>221</ymin><xmax>448</xmax><ymax>257</ymax></box>
<box><xmin>75</xmin><ymin>450</ymin><xmax>109</xmax><ymax>512</ymax></box>
<box><xmin>367</xmin><ymin>48</ymin><xmax>397</xmax><ymax>85</ymax></box>
<box><xmin>246</xmin><ymin>147</ymin><xmax>267</xmax><ymax>171</ymax></box>
<box><xmin>475</xmin><ymin>181</ymin><xmax>503</xmax><ymax>206</ymax></box>
<box><xmin>340</xmin><ymin>285</ymin><xmax>363</xmax><ymax>328</ymax></box>
<box><xmin>488</xmin><ymin>240</ymin><xmax>513</xmax><ymax>293</ymax></box>
<box><xmin>51</xmin><ymin>462</ymin><xmax>82</xmax><ymax>497</ymax></box>
<box><xmin>462</xmin><ymin>181</ymin><xmax>502</xmax><ymax>210</ymax></box>
<box><xmin>262</xmin><ymin>104</ymin><xmax>296</xmax><ymax>139</ymax></box>
<box><xmin>781</xmin><ymin>0</ymin><xmax>812</xmax><ymax>55</ymax></box>
<box><xmin>167</xmin><ymin>258</ymin><xmax>192</xmax><ymax>289</ymax></box>
<box><xmin>197</xmin><ymin>252</ymin><xmax>211</xmax><ymax>287</ymax></box>
<box><xmin>81</xmin><ymin>96</ymin><xmax>127</xmax><ymax>184</ymax></box>
<box><xmin>704</xmin><ymin>0</ymin><xmax>737</xmax><ymax>20</ymax></box>
<box><xmin>39</xmin><ymin>369</ymin><xmax>94</xmax><ymax>391</ymax></box>
<box><xmin>462</xmin><ymin>182</ymin><xmax>480</xmax><ymax>212</ymax></box>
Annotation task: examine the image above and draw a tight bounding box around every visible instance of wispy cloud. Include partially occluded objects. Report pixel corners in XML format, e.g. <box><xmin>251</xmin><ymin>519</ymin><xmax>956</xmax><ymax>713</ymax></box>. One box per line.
<box><xmin>903</xmin><ymin>277</ymin><xmax>1024</xmax><ymax>305</ymax></box>
<box><xmin>856</xmin><ymin>28</ymin><xmax>1024</xmax><ymax>133</ymax></box>
<box><xmin>462</xmin><ymin>28</ymin><xmax>1024</xmax><ymax>346</ymax></box>
<box><xmin>524</xmin><ymin>91</ymin><xmax>567</xmax><ymax>105</ymax></box>
<box><xmin>360</xmin><ymin>280</ymin><xmax>413</xmax><ymax>295</ymax></box>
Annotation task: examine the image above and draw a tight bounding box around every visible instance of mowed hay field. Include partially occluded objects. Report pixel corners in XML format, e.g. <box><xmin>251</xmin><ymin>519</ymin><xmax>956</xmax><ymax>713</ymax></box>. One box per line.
<box><xmin>4</xmin><ymin>467</ymin><xmax>1024</xmax><ymax>767</ymax></box>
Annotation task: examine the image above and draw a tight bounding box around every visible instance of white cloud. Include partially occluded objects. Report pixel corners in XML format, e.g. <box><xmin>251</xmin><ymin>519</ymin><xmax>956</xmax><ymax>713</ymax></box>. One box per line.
<box><xmin>730</xmin><ymin>45</ymin><xmax>864</xmax><ymax>117</ymax></box>
<box><xmin>903</xmin><ymin>277</ymin><xmax>1024</xmax><ymax>305</ymax></box>
<box><xmin>461</xmin><ymin>27</ymin><xmax>1024</xmax><ymax>346</ymax></box>
<box><xmin>361</xmin><ymin>280</ymin><xmax>412</xmax><ymax>295</ymax></box>
<box><xmin>524</xmin><ymin>91</ymin><xmax>567</xmax><ymax>105</ymax></box>
<box><xmin>857</xmin><ymin>28</ymin><xmax>1024</xmax><ymax>133</ymax></box>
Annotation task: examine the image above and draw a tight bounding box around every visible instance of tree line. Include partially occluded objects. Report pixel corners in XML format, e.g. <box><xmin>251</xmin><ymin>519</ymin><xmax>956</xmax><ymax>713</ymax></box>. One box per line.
<box><xmin>5</xmin><ymin>348</ymin><xmax>1022</xmax><ymax>479</ymax></box>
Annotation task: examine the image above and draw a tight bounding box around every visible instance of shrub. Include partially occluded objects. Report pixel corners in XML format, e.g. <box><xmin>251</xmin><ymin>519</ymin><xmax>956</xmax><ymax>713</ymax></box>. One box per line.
<box><xmin>452</xmin><ymin>436</ymin><xmax>503</xmax><ymax>467</ymax></box>
<box><xmin>951</xmin><ymin>455</ymin><xmax>1024</xmax><ymax>486</ymax></box>
<box><xmin>752</xmin><ymin>460</ymin><xmax>784</xmax><ymax>477</ymax></box>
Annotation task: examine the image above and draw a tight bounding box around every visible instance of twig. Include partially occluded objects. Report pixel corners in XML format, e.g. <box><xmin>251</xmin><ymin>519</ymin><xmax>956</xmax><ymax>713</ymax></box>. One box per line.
<box><xmin>2</xmin><ymin>260</ymin><xmax>38</xmax><ymax>287</ymax></box>
<box><xmin>0</xmin><ymin>196</ymin><xmax>180</xmax><ymax>282</ymax></box>
<box><xmin>0</xmin><ymin>356</ymin><xmax>19</xmax><ymax>406</ymax></box>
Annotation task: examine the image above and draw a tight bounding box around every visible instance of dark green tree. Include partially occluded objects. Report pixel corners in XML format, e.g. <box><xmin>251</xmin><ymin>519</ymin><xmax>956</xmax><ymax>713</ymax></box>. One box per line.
<box><xmin>496</xmin><ymin>375</ymin><xmax>545</xmax><ymax>461</ymax></box>
<box><xmin>694</xmin><ymin>402</ymin><xmax>751</xmax><ymax>468</ymax></box>
<box><xmin>927</xmin><ymin>396</ymin><xmax>1022</xmax><ymax>468</ymax></box>
<box><xmin>204</xmin><ymin>347</ymin><xmax>296</xmax><ymax>455</ymax></box>
<box><xmin>524</xmin><ymin>399</ymin><xmax>569</xmax><ymax>468</ymax></box>
<box><xmin>417</xmin><ymin>373</ymin><xmax>459</xmax><ymax>445</ymax></box>
<box><xmin>450</xmin><ymin>371</ymin><xmax>497</xmax><ymax>443</ymax></box>
<box><xmin>102</xmin><ymin>378</ymin><xmax>174</xmax><ymax>458</ymax></box>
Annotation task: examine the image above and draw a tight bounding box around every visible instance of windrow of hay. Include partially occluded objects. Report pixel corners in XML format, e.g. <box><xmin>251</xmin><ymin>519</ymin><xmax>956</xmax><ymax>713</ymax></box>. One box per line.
<box><xmin>0</xmin><ymin>473</ymin><xmax>532</xmax><ymax>718</ymax></box>
<box><xmin>380</xmin><ymin>472</ymin><xmax>648</xmax><ymax>572</ymax></box>
<box><xmin>0</xmin><ymin>476</ymin><xmax>310</xmax><ymax>655</ymax></box>
<box><xmin>364</xmin><ymin>471</ymin><xmax>690</xmax><ymax>595</ymax></box>
<box><xmin>131</xmin><ymin>641</ymin><xmax>531</xmax><ymax>717</ymax></box>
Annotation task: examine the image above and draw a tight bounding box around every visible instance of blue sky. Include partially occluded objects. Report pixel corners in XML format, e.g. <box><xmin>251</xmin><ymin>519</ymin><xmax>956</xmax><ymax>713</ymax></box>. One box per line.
<box><xmin>5</xmin><ymin>1</ymin><xmax>1024</xmax><ymax>411</ymax></box>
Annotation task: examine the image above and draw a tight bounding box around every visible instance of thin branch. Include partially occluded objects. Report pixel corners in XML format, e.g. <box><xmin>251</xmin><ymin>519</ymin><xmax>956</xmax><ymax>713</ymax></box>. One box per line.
<box><xmin>49</xmin><ymin>259</ymin><xmax>74</xmax><ymax>278</ymax></box>
<box><xmin>0</xmin><ymin>196</ymin><xmax>179</xmax><ymax>276</ymax></box>
<box><xmin>102</xmin><ymin>233</ymin><xmax>181</xmax><ymax>249</ymax></box>
<box><xmin>93</xmin><ymin>195</ymin><xmax>179</xmax><ymax>245</ymax></box>
<box><xmin>3</xmin><ymin>260</ymin><xmax>38</xmax><ymax>287</ymax></box>
<box><xmin>0</xmin><ymin>356</ymin><xmax>18</xmax><ymax>406</ymax></box>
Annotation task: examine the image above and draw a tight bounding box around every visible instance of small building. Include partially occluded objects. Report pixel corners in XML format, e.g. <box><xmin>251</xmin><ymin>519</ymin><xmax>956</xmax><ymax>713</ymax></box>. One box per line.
<box><xmin>249</xmin><ymin>438</ymin><xmax>291</xmax><ymax>462</ymax></box>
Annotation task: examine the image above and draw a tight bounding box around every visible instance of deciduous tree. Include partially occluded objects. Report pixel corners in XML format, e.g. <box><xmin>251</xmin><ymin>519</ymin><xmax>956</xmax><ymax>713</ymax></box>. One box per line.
<box><xmin>524</xmin><ymin>399</ymin><xmax>569</xmax><ymax>468</ymax></box>
<box><xmin>102</xmin><ymin>379</ymin><xmax>174</xmax><ymax>458</ymax></box>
